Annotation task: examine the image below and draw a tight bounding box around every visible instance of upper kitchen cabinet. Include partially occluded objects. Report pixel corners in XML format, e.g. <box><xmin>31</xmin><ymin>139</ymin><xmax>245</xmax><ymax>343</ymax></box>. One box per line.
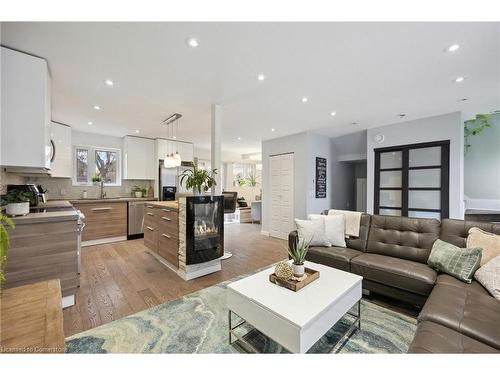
<box><xmin>123</xmin><ymin>135</ymin><xmax>156</xmax><ymax>180</ymax></box>
<box><xmin>49</xmin><ymin>122</ymin><xmax>72</xmax><ymax>178</ymax></box>
<box><xmin>156</xmin><ymin>138</ymin><xmax>194</xmax><ymax>163</ymax></box>
<box><xmin>1</xmin><ymin>47</ymin><xmax>52</xmax><ymax>172</ymax></box>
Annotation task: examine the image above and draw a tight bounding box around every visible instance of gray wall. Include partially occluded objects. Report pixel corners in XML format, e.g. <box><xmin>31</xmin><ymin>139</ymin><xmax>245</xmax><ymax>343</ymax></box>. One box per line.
<box><xmin>367</xmin><ymin>112</ymin><xmax>464</xmax><ymax>219</ymax></box>
<box><xmin>464</xmin><ymin>112</ymin><xmax>500</xmax><ymax>210</ymax></box>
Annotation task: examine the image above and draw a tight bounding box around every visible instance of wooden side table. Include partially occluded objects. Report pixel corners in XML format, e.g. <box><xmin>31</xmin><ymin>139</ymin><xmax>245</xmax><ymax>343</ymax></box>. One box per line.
<box><xmin>0</xmin><ymin>279</ymin><xmax>65</xmax><ymax>353</ymax></box>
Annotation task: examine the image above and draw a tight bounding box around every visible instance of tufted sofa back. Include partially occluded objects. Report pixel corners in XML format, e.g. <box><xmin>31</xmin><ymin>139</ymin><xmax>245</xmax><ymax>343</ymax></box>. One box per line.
<box><xmin>440</xmin><ymin>219</ymin><xmax>500</xmax><ymax>247</ymax></box>
<box><xmin>366</xmin><ymin>215</ymin><xmax>441</xmax><ymax>264</ymax></box>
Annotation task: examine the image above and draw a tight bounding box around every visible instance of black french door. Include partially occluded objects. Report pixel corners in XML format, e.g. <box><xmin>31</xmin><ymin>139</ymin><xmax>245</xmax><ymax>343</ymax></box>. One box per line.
<box><xmin>374</xmin><ymin>140</ymin><xmax>450</xmax><ymax>219</ymax></box>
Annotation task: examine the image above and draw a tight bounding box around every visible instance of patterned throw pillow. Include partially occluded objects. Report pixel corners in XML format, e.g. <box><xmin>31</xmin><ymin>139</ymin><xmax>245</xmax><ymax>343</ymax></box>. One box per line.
<box><xmin>427</xmin><ymin>239</ymin><xmax>482</xmax><ymax>283</ymax></box>
<box><xmin>474</xmin><ymin>255</ymin><xmax>500</xmax><ymax>300</ymax></box>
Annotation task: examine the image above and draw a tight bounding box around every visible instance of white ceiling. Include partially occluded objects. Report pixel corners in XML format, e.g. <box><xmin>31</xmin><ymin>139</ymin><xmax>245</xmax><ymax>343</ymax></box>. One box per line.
<box><xmin>1</xmin><ymin>22</ymin><xmax>499</xmax><ymax>155</ymax></box>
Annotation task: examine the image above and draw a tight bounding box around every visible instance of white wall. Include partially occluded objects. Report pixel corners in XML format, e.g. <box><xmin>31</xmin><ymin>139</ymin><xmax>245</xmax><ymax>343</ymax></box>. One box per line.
<box><xmin>367</xmin><ymin>112</ymin><xmax>465</xmax><ymax>219</ymax></box>
<box><xmin>464</xmin><ymin>112</ymin><xmax>500</xmax><ymax>210</ymax></box>
<box><xmin>72</xmin><ymin>130</ymin><xmax>122</xmax><ymax>149</ymax></box>
<box><xmin>261</xmin><ymin>131</ymin><xmax>333</xmax><ymax>233</ymax></box>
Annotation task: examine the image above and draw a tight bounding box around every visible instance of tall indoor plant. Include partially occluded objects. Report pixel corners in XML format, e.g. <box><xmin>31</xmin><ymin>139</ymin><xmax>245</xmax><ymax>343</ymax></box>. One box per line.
<box><xmin>0</xmin><ymin>213</ymin><xmax>15</xmax><ymax>288</ymax></box>
<box><xmin>179</xmin><ymin>165</ymin><xmax>217</xmax><ymax>195</ymax></box>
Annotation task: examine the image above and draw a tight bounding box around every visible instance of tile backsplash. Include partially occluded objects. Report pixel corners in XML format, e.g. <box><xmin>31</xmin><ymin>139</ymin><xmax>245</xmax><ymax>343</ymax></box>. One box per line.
<box><xmin>1</xmin><ymin>170</ymin><xmax>155</xmax><ymax>200</ymax></box>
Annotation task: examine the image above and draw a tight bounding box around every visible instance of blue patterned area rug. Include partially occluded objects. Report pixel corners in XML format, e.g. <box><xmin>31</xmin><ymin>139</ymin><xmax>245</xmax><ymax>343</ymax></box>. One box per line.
<box><xmin>66</xmin><ymin>277</ymin><xmax>417</xmax><ymax>354</ymax></box>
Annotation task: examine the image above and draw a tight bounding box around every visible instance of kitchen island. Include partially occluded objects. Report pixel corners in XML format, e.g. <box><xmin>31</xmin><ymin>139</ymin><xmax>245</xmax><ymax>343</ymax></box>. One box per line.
<box><xmin>143</xmin><ymin>196</ymin><xmax>224</xmax><ymax>280</ymax></box>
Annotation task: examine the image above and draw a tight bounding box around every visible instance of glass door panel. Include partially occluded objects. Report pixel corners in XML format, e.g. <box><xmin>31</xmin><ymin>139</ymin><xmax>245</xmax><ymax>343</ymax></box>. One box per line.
<box><xmin>409</xmin><ymin>210</ymin><xmax>441</xmax><ymax>220</ymax></box>
<box><xmin>380</xmin><ymin>208</ymin><xmax>402</xmax><ymax>216</ymax></box>
<box><xmin>380</xmin><ymin>151</ymin><xmax>403</xmax><ymax>169</ymax></box>
<box><xmin>380</xmin><ymin>170</ymin><xmax>402</xmax><ymax>188</ymax></box>
<box><xmin>409</xmin><ymin>169</ymin><xmax>441</xmax><ymax>188</ymax></box>
<box><xmin>408</xmin><ymin>190</ymin><xmax>440</xmax><ymax>210</ymax></box>
<box><xmin>409</xmin><ymin>146</ymin><xmax>441</xmax><ymax>167</ymax></box>
<box><xmin>380</xmin><ymin>190</ymin><xmax>402</xmax><ymax>208</ymax></box>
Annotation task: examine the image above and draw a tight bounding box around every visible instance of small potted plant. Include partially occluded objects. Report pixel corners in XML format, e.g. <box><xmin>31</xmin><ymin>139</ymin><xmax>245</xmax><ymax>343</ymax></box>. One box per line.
<box><xmin>132</xmin><ymin>186</ymin><xmax>143</xmax><ymax>198</ymax></box>
<box><xmin>92</xmin><ymin>175</ymin><xmax>102</xmax><ymax>186</ymax></box>
<box><xmin>287</xmin><ymin>238</ymin><xmax>311</xmax><ymax>278</ymax></box>
<box><xmin>179</xmin><ymin>165</ymin><xmax>217</xmax><ymax>196</ymax></box>
<box><xmin>0</xmin><ymin>190</ymin><xmax>33</xmax><ymax>217</ymax></box>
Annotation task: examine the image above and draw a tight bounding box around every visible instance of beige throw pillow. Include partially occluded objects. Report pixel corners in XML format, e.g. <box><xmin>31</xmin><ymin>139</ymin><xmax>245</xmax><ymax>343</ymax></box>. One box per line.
<box><xmin>474</xmin><ymin>255</ymin><xmax>500</xmax><ymax>300</ymax></box>
<box><xmin>308</xmin><ymin>214</ymin><xmax>346</xmax><ymax>248</ymax></box>
<box><xmin>294</xmin><ymin>218</ymin><xmax>331</xmax><ymax>247</ymax></box>
<box><xmin>467</xmin><ymin>227</ymin><xmax>500</xmax><ymax>266</ymax></box>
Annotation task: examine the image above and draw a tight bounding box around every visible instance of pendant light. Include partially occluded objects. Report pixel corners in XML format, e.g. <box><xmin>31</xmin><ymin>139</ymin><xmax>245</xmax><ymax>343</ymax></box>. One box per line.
<box><xmin>161</xmin><ymin>113</ymin><xmax>183</xmax><ymax>168</ymax></box>
<box><xmin>172</xmin><ymin>117</ymin><xmax>182</xmax><ymax>167</ymax></box>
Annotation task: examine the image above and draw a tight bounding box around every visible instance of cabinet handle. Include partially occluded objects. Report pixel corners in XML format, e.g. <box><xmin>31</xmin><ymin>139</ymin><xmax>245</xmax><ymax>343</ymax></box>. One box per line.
<box><xmin>161</xmin><ymin>233</ymin><xmax>172</xmax><ymax>239</ymax></box>
<box><xmin>147</xmin><ymin>205</ymin><xmax>155</xmax><ymax>209</ymax></box>
<box><xmin>161</xmin><ymin>216</ymin><xmax>172</xmax><ymax>221</ymax></box>
<box><xmin>92</xmin><ymin>207</ymin><xmax>112</xmax><ymax>211</ymax></box>
<box><xmin>146</xmin><ymin>226</ymin><xmax>155</xmax><ymax>231</ymax></box>
<box><xmin>162</xmin><ymin>208</ymin><xmax>171</xmax><ymax>212</ymax></box>
<box><xmin>147</xmin><ymin>212</ymin><xmax>155</xmax><ymax>216</ymax></box>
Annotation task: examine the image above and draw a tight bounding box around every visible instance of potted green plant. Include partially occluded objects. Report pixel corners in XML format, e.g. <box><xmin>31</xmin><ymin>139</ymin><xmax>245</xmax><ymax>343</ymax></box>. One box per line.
<box><xmin>0</xmin><ymin>213</ymin><xmax>15</xmax><ymax>288</ymax></box>
<box><xmin>132</xmin><ymin>186</ymin><xmax>143</xmax><ymax>198</ymax></box>
<box><xmin>179</xmin><ymin>165</ymin><xmax>217</xmax><ymax>196</ymax></box>
<box><xmin>91</xmin><ymin>175</ymin><xmax>102</xmax><ymax>186</ymax></box>
<box><xmin>246</xmin><ymin>173</ymin><xmax>258</xmax><ymax>187</ymax></box>
<box><xmin>287</xmin><ymin>238</ymin><xmax>311</xmax><ymax>277</ymax></box>
<box><xmin>0</xmin><ymin>190</ymin><xmax>32</xmax><ymax>216</ymax></box>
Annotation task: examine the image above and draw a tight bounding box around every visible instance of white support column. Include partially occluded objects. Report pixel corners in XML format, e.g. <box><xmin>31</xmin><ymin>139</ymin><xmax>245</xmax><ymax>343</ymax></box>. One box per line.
<box><xmin>211</xmin><ymin>104</ymin><xmax>222</xmax><ymax>196</ymax></box>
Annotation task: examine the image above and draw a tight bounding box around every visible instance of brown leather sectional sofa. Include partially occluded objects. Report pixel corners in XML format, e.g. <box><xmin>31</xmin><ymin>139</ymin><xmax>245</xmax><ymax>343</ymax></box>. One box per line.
<box><xmin>288</xmin><ymin>214</ymin><xmax>500</xmax><ymax>353</ymax></box>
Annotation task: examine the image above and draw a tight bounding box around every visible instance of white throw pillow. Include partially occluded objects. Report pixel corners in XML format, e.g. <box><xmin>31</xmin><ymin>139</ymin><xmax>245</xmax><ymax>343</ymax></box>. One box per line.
<box><xmin>308</xmin><ymin>214</ymin><xmax>346</xmax><ymax>247</ymax></box>
<box><xmin>294</xmin><ymin>218</ymin><xmax>331</xmax><ymax>247</ymax></box>
<box><xmin>474</xmin><ymin>255</ymin><xmax>500</xmax><ymax>300</ymax></box>
<box><xmin>467</xmin><ymin>227</ymin><xmax>500</xmax><ymax>266</ymax></box>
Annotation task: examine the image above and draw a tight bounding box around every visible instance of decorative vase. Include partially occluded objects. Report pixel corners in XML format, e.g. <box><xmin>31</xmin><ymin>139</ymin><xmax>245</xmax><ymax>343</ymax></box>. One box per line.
<box><xmin>193</xmin><ymin>186</ymin><xmax>203</xmax><ymax>196</ymax></box>
<box><xmin>6</xmin><ymin>202</ymin><xmax>30</xmax><ymax>216</ymax></box>
<box><xmin>134</xmin><ymin>191</ymin><xmax>143</xmax><ymax>198</ymax></box>
<box><xmin>292</xmin><ymin>263</ymin><xmax>305</xmax><ymax>278</ymax></box>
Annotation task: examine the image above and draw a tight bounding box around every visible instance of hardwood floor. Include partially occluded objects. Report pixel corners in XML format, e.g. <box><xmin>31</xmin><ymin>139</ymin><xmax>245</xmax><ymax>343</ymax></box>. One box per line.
<box><xmin>62</xmin><ymin>223</ymin><xmax>287</xmax><ymax>337</ymax></box>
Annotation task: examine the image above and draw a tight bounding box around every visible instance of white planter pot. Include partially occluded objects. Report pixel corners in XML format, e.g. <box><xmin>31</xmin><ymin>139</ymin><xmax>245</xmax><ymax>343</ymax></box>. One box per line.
<box><xmin>6</xmin><ymin>202</ymin><xmax>30</xmax><ymax>216</ymax></box>
<box><xmin>193</xmin><ymin>187</ymin><xmax>203</xmax><ymax>196</ymax></box>
<box><xmin>292</xmin><ymin>263</ymin><xmax>305</xmax><ymax>278</ymax></box>
<box><xmin>134</xmin><ymin>191</ymin><xmax>143</xmax><ymax>198</ymax></box>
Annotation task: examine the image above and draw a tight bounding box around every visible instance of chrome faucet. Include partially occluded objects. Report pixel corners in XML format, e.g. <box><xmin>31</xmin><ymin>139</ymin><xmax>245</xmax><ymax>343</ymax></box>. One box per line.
<box><xmin>100</xmin><ymin>180</ymin><xmax>106</xmax><ymax>199</ymax></box>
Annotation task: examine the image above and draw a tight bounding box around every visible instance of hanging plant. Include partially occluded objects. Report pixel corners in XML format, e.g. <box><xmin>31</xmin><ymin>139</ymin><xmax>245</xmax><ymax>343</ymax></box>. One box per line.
<box><xmin>464</xmin><ymin>113</ymin><xmax>492</xmax><ymax>154</ymax></box>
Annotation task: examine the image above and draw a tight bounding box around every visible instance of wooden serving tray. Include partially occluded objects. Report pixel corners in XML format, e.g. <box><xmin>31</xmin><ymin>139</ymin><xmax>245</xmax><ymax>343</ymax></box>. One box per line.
<box><xmin>269</xmin><ymin>267</ymin><xmax>320</xmax><ymax>292</ymax></box>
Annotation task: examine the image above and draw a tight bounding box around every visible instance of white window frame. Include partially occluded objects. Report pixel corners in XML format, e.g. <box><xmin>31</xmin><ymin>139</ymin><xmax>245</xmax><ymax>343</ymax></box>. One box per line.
<box><xmin>72</xmin><ymin>145</ymin><xmax>122</xmax><ymax>186</ymax></box>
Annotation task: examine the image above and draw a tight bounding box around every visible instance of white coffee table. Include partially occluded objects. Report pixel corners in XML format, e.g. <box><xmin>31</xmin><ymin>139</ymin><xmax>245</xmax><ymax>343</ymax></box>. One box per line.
<box><xmin>227</xmin><ymin>261</ymin><xmax>363</xmax><ymax>353</ymax></box>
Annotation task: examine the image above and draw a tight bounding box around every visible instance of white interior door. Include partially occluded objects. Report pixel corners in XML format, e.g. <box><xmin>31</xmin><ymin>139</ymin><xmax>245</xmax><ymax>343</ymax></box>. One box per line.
<box><xmin>269</xmin><ymin>153</ymin><xmax>294</xmax><ymax>239</ymax></box>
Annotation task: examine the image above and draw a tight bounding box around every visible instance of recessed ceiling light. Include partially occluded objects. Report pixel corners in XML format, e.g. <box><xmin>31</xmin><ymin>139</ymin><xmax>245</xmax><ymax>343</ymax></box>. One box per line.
<box><xmin>87</xmin><ymin>121</ymin><xmax>93</xmax><ymax>125</ymax></box>
<box><xmin>257</xmin><ymin>74</ymin><xmax>265</xmax><ymax>81</ymax></box>
<box><xmin>398</xmin><ymin>113</ymin><xmax>406</xmax><ymax>118</ymax></box>
<box><xmin>455</xmin><ymin>76</ymin><xmax>465</xmax><ymax>83</ymax></box>
<box><xmin>237</xmin><ymin>137</ymin><xmax>242</xmax><ymax>140</ymax></box>
<box><xmin>460</xmin><ymin>98</ymin><xmax>469</xmax><ymax>102</ymax></box>
<box><xmin>330</xmin><ymin>111</ymin><xmax>336</xmax><ymax>117</ymax></box>
<box><xmin>350</xmin><ymin>122</ymin><xmax>358</xmax><ymax>126</ymax></box>
<box><xmin>447</xmin><ymin>44</ymin><xmax>460</xmax><ymax>52</ymax></box>
<box><xmin>301</xmin><ymin>97</ymin><xmax>308</xmax><ymax>103</ymax></box>
<box><xmin>93</xmin><ymin>105</ymin><xmax>101</xmax><ymax>110</ymax></box>
<box><xmin>186</xmin><ymin>38</ymin><xmax>199</xmax><ymax>48</ymax></box>
<box><xmin>135</xmin><ymin>130</ymin><xmax>140</xmax><ymax>133</ymax></box>
<box><xmin>104</xmin><ymin>79</ymin><xmax>114</xmax><ymax>86</ymax></box>
<box><xmin>271</xmin><ymin>128</ymin><xmax>275</xmax><ymax>132</ymax></box>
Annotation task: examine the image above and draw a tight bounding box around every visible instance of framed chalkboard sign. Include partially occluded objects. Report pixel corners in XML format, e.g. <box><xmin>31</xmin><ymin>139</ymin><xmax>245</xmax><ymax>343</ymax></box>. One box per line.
<box><xmin>315</xmin><ymin>157</ymin><xmax>327</xmax><ymax>198</ymax></box>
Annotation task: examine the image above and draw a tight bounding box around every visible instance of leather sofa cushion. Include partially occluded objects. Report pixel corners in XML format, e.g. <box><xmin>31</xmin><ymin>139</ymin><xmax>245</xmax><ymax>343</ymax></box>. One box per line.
<box><xmin>436</xmin><ymin>274</ymin><xmax>489</xmax><ymax>297</ymax></box>
<box><xmin>418</xmin><ymin>283</ymin><xmax>500</xmax><ymax>350</ymax></box>
<box><xmin>305</xmin><ymin>246</ymin><xmax>362</xmax><ymax>272</ymax></box>
<box><xmin>350</xmin><ymin>253</ymin><xmax>437</xmax><ymax>296</ymax></box>
<box><xmin>409</xmin><ymin>321</ymin><xmax>499</xmax><ymax>353</ymax></box>
<box><xmin>367</xmin><ymin>215</ymin><xmax>440</xmax><ymax>264</ymax></box>
<box><xmin>440</xmin><ymin>218</ymin><xmax>500</xmax><ymax>248</ymax></box>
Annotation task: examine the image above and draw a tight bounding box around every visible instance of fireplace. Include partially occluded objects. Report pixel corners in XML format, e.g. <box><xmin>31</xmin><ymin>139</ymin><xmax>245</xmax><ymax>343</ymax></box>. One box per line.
<box><xmin>185</xmin><ymin>195</ymin><xmax>224</xmax><ymax>265</ymax></box>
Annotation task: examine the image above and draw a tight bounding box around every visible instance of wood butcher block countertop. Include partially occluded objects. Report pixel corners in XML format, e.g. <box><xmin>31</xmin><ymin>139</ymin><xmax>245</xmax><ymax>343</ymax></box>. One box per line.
<box><xmin>144</xmin><ymin>200</ymin><xmax>179</xmax><ymax>211</ymax></box>
<box><xmin>0</xmin><ymin>279</ymin><xmax>65</xmax><ymax>353</ymax></box>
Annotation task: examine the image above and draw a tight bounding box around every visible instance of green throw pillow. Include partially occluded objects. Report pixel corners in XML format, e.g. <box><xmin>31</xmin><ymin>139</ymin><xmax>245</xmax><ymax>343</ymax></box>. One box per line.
<box><xmin>427</xmin><ymin>239</ymin><xmax>482</xmax><ymax>283</ymax></box>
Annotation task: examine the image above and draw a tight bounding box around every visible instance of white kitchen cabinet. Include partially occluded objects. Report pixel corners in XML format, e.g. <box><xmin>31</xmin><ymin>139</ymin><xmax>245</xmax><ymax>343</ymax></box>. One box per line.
<box><xmin>156</xmin><ymin>138</ymin><xmax>194</xmax><ymax>163</ymax></box>
<box><xmin>1</xmin><ymin>47</ymin><xmax>52</xmax><ymax>171</ymax></box>
<box><xmin>123</xmin><ymin>135</ymin><xmax>155</xmax><ymax>180</ymax></box>
<box><xmin>49</xmin><ymin>122</ymin><xmax>72</xmax><ymax>178</ymax></box>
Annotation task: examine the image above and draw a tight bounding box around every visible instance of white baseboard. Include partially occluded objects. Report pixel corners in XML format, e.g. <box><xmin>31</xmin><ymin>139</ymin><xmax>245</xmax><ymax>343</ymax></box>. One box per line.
<box><xmin>62</xmin><ymin>294</ymin><xmax>75</xmax><ymax>308</ymax></box>
<box><xmin>178</xmin><ymin>259</ymin><xmax>221</xmax><ymax>281</ymax></box>
<box><xmin>82</xmin><ymin>236</ymin><xmax>127</xmax><ymax>247</ymax></box>
<box><xmin>260</xmin><ymin>230</ymin><xmax>270</xmax><ymax>236</ymax></box>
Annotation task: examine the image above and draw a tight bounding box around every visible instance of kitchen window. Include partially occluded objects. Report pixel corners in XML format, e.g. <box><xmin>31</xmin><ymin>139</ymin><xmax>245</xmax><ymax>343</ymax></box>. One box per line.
<box><xmin>73</xmin><ymin>146</ymin><xmax>121</xmax><ymax>186</ymax></box>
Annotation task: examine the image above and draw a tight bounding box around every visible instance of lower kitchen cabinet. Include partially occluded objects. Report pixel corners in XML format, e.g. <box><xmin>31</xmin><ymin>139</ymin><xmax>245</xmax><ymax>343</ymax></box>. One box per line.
<box><xmin>143</xmin><ymin>205</ymin><xmax>179</xmax><ymax>268</ymax></box>
<box><xmin>72</xmin><ymin>202</ymin><xmax>127</xmax><ymax>242</ymax></box>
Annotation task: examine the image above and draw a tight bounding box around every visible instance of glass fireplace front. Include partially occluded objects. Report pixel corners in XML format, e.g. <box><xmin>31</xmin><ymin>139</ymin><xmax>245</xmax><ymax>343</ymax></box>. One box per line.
<box><xmin>185</xmin><ymin>195</ymin><xmax>224</xmax><ymax>265</ymax></box>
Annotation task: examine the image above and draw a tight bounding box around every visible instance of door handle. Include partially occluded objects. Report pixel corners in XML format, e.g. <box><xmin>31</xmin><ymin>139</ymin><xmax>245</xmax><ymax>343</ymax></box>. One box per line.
<box><xmin>146</xmin><ymin>226</ymin><xmax>155</xmax><ymax>231</ymax></box>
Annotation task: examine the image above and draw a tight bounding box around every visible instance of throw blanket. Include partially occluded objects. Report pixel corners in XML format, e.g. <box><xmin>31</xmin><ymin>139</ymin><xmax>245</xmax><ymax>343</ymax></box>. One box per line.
<box><xmin>328</xmin><ymin>209</ymin><xmax>362</xmax><ymax>237</ymax></box>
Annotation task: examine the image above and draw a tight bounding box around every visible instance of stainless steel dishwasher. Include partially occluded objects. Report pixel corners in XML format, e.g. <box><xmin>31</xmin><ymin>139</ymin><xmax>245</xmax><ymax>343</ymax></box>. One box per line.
<box><xmin>128</xmin><ymin>201</ymin><xmax>145</xmax><ymax>239</ymax></box>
